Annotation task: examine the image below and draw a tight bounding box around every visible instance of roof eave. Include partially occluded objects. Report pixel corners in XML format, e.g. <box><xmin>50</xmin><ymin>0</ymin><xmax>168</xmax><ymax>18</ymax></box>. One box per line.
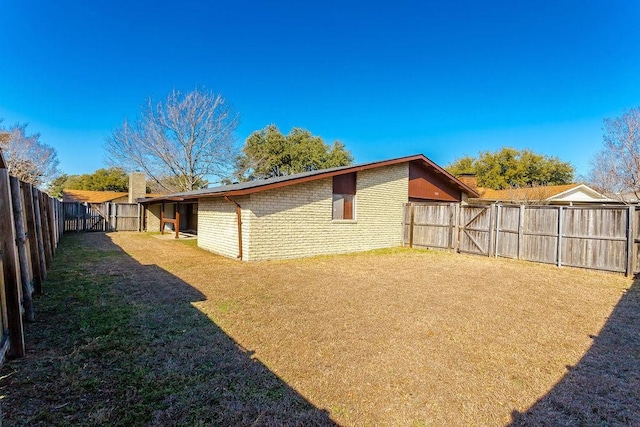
<box><xmin>139</xmin><ymin>154</ymin><xmax>479</xmax><ymax>203</ymax></box>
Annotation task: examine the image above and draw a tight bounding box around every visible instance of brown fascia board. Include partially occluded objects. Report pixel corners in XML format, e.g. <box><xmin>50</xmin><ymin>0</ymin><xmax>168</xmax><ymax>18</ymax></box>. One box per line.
<box><xmin>410</xmin><ymin>156</ymin><xmax>480</xmax><ymax>198</ymax></box>
<box><xmin>137</xmin><ymin>196</ymin><xmax>186</xmax><ymax>203</ymax></box>
<box><xmin>140</xmin><ymin>154</ymin><xmax>479</xmax><ymax>203</ymax></box>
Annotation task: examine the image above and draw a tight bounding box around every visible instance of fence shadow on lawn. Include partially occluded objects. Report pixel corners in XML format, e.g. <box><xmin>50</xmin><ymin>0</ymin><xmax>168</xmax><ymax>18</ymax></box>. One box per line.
<box><xmin>0</xmin><ymin>233</ymin><xmax>336</xmax><ymax>426</ymax></box>
<box><xmin>510</xmin><ymin>276</ymin><xmax>640</xmax><ymax>425</ymax></box>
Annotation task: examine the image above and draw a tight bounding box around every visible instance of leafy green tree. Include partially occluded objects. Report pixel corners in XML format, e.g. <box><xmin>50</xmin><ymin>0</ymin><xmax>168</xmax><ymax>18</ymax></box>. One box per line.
<box><xmin>49</xmin><ymin>167</ymin><xmax>131</xmax><ymax>198</ymax></box>
<box><xmin>445</xmin><ymin>155</ymin><xmax>475</xmax><ymax>176</ymax></box>
<box><xmin>64</xmin><ymin>167</ymin><xmax>129</xmax><ymax>192</ymax></box>
<box><xmin>446</xmin><ymin>147</ymin><xmax>574</xmax><ymax>190</ymax></box>
<box><xmin>47</xmin><ymin>174</ymin><xmax>69</xmax><ymax>198</ymax></box>
<box><xmin>234</xmin><ymin>125</ymin><xmax>353</xmax><ymax>181</ymax></box>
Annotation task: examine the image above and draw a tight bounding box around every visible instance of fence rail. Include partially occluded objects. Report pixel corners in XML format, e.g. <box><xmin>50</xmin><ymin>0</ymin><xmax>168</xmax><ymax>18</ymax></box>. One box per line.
<box><xmin>403</xmin><ymin>203</ymin><xmax>639</xmax><ymax>276</ymax></box>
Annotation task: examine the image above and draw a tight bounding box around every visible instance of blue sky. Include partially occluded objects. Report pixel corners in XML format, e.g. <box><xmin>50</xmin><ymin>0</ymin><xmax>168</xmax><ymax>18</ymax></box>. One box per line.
<box><xmin>1</xmin><ymin>1</ymin><xmax>639</xmax><ymax>180</ymax></box>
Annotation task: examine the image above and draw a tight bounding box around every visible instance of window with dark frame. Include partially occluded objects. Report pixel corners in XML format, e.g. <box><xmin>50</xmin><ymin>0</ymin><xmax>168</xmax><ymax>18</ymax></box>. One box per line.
<box><xmin>332</xmin><ymin>173</ymin><xmax>356</xmax><ymax>220</ymax></box>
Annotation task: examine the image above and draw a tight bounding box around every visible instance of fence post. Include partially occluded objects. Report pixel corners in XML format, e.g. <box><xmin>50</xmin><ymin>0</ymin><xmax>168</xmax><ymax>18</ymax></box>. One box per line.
<box><xmin>110</xmin><ymin>202</ymin><xmax>117</xmax><ymax>231</ymax></box>
<box><xmin>401</xmin><ymin>203</ymin><xmax>407</xmax><ymax>246</ymax></box>
<box><xmin>487</xmin><ymin>204</ymin><xmax>496</xmax><ymax>257</ymax></box>
<box><xmin>105</xmin><ymin>202</ymin><xmax>110</xmax><ymax>231</ymax></box>
<box><xmin>74</xmin><ymin>202</ymin><xmax>80</xmax><ymax>233</ymax></box>
<box><xmin>453</xmin><ymin>203</ymin><xmax>460</xmax><ymax>253</ymax></box>
<box><xmin>113</xmin><ymin>202</ymin><xmax>116</xmax><ymax>231</ymax></box>
<box><xmin>626</xmin><ymin>205</ymin><xmax>635</xmax><ymax>277</ymax></box>
<box><xmin>557</xmin><ymin>206</ymin><xmax>563</xmax><ymax>268</ymax></box>
<box><xmin>518</xmin><ymin>205</ymin><xmax>525</xmax><ymax>260</ymax></box>
<box><xmin>494</xmin><ymin>204</ymin><xmax>501</xmax><ymax>258</ymax></box>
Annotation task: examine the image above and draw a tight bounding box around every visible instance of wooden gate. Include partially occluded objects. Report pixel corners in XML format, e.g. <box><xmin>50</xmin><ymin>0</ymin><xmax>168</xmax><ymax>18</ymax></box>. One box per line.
<box><xmin>458</xmin><ymin>205</ymin><xmax>492</xmax><ymax>256</ymax></box>
<box><xmin>63</xmin><ymin>202</ymin><xmax>108</xmax><ymax>232</ymax></box>
<box><xmin>63</xmin><ymin>202</ymin><xmax>141</xmax><ymax>232</ymax></box>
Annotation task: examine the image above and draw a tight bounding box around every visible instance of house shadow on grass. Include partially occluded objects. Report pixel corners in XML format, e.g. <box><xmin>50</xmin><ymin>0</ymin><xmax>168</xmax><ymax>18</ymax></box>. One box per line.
<box><xmin>510</xmin><ymin>276</ymin><xmax>640</xmax><ymax>426</ymax></box>
<box><xmin>1</xmin><ymin>233</ymin><xmax>337</xmax><ymax>426</ymax></box>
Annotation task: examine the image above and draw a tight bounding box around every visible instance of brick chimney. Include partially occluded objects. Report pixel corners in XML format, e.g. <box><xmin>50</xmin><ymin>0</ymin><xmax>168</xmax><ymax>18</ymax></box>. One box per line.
<box><xmin>457</xmin><ymin>174</ymin><xmax>478</xmax><ymax>189</ymax></box>
<box><xmin>128</xmin><ymin>172</ymin><xmax>146</xmax><ymax>203</ymax></box>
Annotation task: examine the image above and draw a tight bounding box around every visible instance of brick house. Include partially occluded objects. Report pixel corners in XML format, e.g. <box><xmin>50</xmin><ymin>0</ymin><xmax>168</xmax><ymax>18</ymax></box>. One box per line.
<box><xmin>140</xmin><ymin>154</ymin><xmax>478</xmax><ymax>261</ymax></box>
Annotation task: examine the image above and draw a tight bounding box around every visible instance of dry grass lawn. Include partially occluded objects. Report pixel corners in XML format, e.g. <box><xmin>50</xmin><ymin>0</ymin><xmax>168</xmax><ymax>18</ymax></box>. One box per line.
<box><xmin>1</xmin><ymin>232</ymin><xmax>636</xmax><ymax>426</ymax></box>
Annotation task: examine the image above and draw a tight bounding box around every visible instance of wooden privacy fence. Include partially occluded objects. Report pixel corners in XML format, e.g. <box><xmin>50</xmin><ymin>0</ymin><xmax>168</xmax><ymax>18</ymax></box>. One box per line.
<box><xmin>0</xmin><ymin>164</ymin><xmax>63</xmax><ymax>362</ymax></box>
<box><xmin>63</xmin><ymin>202</ymin><xmax>141</xmax><ymax>232</ymax></box>
<box><xmin>403</xmin><ymin>203</ymin><xmax>639</xmax><ymax>276</ymax></box>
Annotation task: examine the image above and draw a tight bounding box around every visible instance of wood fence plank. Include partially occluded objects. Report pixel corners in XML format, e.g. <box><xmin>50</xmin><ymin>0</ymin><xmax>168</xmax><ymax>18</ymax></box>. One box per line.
<box><xmin>0</xmin><ymin>257</ymin><xmax>9</xmax><ymax>359</ymax></box>
<box><xmin>0</xmin><ymin>169</ymin><xmax>25</xmax><ymax>357</ymax></box>
<box><xmin>409</xmin><ymin>204</ymin><xmax>414</xmax><ymax>248</ymax></box>
<box><xmin>32</xmin><ymin>189</ymin><xmax>47</xmax><ymax>283</ymax></box>
<box><xmin>557</xmin><ymin>206</ymin><xmax>563</xmax><ymax>268</ymax></box>
<box><xmin>39</xmin><ymin>191</ymin><xmax>53</xmax><ymax>268</ymax></box>
<box><xmin>22</xmin><ymin>183</ymin><xmax>43</xmax><ymax>294</ymax></box>
<box><xmin>453</xmin><ymin>203</ymin><xmax>460</xmax><ymax>252</ymax></box>
<box><xmin>494</xmin><ymin>204</ymin><xmax>501</xmax><ymax>257</ymax></box>
<box><xmin>627</xmin><ymin>206</ymin><xmax>634</xmax><ymax>277</ymax></box>
<box><xmin>9</xmin><ymin>177</ymin><xmax>34</xmax><ymax>322</ymax></box>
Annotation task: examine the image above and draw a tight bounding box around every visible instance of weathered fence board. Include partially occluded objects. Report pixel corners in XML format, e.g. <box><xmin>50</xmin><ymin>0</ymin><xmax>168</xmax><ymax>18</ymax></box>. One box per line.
<box><xmin>31</xmin><ymin>188</ymin><xmax>48</xmax><ymax>284</ymax></box>
<box><xmin>404</xmin><ymin>202</ymin><xmax>640</xmax><ymax>276</ymax></box>
<box><xmin>10</xmin><ymin>177</ymin><xmax>34</xmax><ymax>322</ymax></box>
<box><xmin>22</xmin><ymin>182</ymin><xmax>44</xmax><ymax>294</ymax></box>
<box><xmin>0</xmin><ymin>168</ymin><xmax>25</xmax><ymax>358</ymax></box>
<box><xmin>520</xmin><ymin>207</ymin><xmax>559</xmax><ymax>265</ymax></box>
<box><xmin>404</xmin><ymin>203</ymin><xmax>456</xmax><ymax>249</ymax></box>
<box><xmin>109</xmin><ymin>203</ymin><xmax>140</xmax><ymax>231</ymax></box>
<box><xmin>459</xmin><ymin>205</ymin><xmax>492</xmax><ymax>256</ymax></box>
<box><xmin>40</xmin><ymin>191</ymin><xmax>53</xmax><ymax>269</ymax></box>
<box><xmin>496</xmin><ymin>205</ymin><xmax>520</xmax><ymax>258</ymax></box>
<box><xmin>0</xmin><ymin>149</ymin><xmax>63</xmax><ymax>361</ymax></box>
<box><xmin>561</xmin><ymin>207</ymin><xmax>628</xmax><ymax>273</ymax></box>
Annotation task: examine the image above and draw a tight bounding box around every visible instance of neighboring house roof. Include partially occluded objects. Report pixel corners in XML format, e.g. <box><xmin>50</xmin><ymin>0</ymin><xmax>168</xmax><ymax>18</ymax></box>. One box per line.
<box><xmin>63</xmin><ymin>189</ymin><xmax>164</xmax><ymax>203</ymax></box>
<box><xmin>63</xmin><ymin>190</ymin><xmax>128</xmax><ymax>203</ymax></box>
<box><xmin>475</xmin><ymin>183</ymin><xmax>614</xmax><ymax>203</ymax></box>
<box><xmin>139</xmin><ymin>154</ymin><xmax>480</xmax><ymax>203</ymax></box>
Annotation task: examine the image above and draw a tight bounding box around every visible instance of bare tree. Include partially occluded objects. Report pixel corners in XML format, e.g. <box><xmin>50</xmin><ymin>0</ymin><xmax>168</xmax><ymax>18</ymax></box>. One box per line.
<box><xmin>0</xmin><ymin>121</ymin><xmax>60</xmax><ymax>187</ymax></box>
<box><xmin>588</xmin><ymin>107</ymin><xmax>640</xmax><ymax>201</ymax></box>
<box><xmin>106</xmin><ymin>88</ymin><xmax>240</xmax><ymax>192</ymax></box>
<box><xmin>504</xmin><ymin>183</ymin><xmax>553</xmax><ymax>205</ymax></box>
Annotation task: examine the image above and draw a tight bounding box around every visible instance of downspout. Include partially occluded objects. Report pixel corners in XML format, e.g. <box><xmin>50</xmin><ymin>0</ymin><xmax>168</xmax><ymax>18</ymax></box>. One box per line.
<box><xmin>224</xmin><ymin>196</ymin><xmax>243</xmax><ymax>260</ymax></box>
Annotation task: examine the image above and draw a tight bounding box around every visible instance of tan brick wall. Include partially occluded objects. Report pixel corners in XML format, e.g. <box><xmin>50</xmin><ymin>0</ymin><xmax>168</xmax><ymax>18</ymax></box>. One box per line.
<box><xmin>146</xmin><ymin>204</ymin><xmax>161</xmax><ymax>232</ymax></box>
<box><xmin>197</xmin><ymin>196</ymin><xmax>250</xmax><ymax>259</ymax></box>
<box><xmin>244</xmin><ymin>163</ymin><xmax>408</xmax><ymax>261</ymax></box>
